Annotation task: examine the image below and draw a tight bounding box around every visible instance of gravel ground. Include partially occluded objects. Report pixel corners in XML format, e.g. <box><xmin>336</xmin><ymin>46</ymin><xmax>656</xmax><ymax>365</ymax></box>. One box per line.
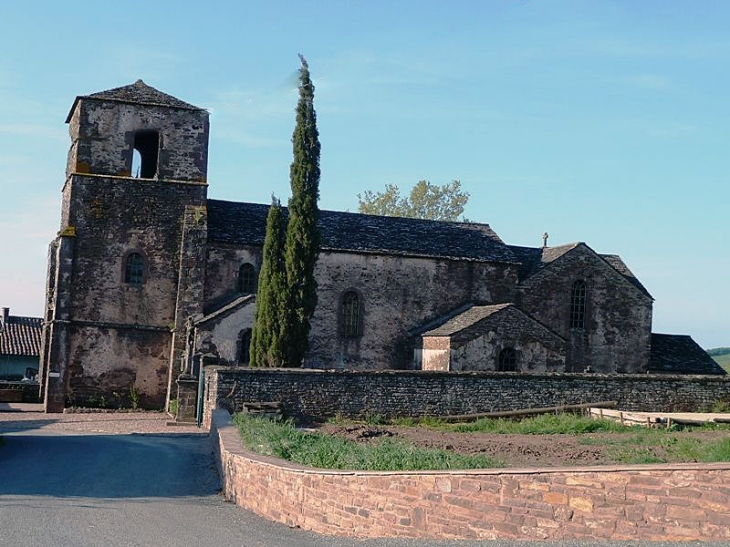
<box><xmin>0</xmin><ymin>404</ymin><xmax>205</xmax><ymax>435</ymax></box>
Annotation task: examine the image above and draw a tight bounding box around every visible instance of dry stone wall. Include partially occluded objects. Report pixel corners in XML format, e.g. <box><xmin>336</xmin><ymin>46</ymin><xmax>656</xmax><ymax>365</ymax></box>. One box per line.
<box><xmin>205</xmin><ymin>367</ymin><xmax>730</xmax><ymax>424</ymax></box>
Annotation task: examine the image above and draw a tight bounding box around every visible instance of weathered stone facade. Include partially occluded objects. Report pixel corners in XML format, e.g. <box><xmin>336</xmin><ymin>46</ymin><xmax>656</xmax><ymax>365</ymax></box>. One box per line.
<box><xmin>417</xmin><ymin>304</ymin><xmax>566</xmax><ymax>372</ymax></box>
<box><xmin>40</xmin><ymin>81</ymin><xmax>722</xmax><ymax>412</ymax></box>
<box><xmin>41</xmin><ymin>81</ymin><xmax>209</xmax><ymax>410</ymax></box>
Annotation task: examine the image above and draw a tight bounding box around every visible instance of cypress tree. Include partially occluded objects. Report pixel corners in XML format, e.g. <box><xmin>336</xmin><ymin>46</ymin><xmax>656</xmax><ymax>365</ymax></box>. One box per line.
<box><xmin>249</xmin><ymin>196</ymin><xmax>287</xmax><ymax>367</ymax></box>
<box><xmin>282</xmin><ymin>54</ymin><xmax>321</xmax><ymax>366</ymax></box>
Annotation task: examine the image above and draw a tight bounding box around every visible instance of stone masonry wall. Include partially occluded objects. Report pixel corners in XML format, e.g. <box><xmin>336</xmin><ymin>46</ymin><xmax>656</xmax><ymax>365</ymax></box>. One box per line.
<box><xmin>212</xmin><ymin>410</ymin><xmax>730</xmax><ymax>541</ymax></box>
<box><xmin>67</xmin><ymin>99</ymin><xmax>209</xmax><ymax>182</ymax></box>
<box><xmin>205</xmin><ymin>367</ymin><xmax>730</xmax><ymax>425</ymax></box>
<box><xmin>519</xmin><ymin>245</ymin><xmax>653</xmax><ymax>373</ymax></box>
<box><xmin>58</xmin><ymin>175</ymin><xmax>205</xmax><ymax>407</ymax></box>
<box><xmin>449</xmin><ymin>307</ymin><xmax>566</xmax><ymax>372</ymax></box>
<box><xmin>204</xmin><ymin>248</ymin><xmax>518</xmax><ymax>370</ymax></box>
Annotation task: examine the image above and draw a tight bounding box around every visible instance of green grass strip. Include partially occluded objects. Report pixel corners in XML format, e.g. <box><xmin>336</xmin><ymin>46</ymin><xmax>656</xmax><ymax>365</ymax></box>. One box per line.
<box><xmin>391</xmin><ymin>413</ymin><xmax>637</xmax><ymax>434</ymax></box>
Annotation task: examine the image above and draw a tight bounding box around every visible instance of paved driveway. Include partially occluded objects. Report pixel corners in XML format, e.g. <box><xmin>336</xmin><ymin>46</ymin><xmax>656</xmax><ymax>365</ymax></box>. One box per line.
<box><xmin>0</xmin><ymin>412</ymin><xmax>725</xmax><ymax>547</ymax></box>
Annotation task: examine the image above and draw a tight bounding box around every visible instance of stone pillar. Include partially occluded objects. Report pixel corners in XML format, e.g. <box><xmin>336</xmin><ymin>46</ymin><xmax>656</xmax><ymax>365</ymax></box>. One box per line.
<box><xmin>167</xmin><ymin>205</ymin><xmax>208</xmax><ymax>415</ymax></box>
<box><xmin>175</xmin><ymin>375</ymin><xmax>198</xmax><ymax>423</ymax></box>
<box><xmin>44</xmin><ymin>232</ymin><xmax>75</xmax><ymax>413</ymax></box>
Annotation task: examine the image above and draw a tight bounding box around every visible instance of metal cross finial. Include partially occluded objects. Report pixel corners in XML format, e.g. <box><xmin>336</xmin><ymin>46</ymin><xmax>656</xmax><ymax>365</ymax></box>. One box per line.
<box><xmin>542</xmin><ymin>232</ymin><xmax>549</xmax><ymax>248</ymax></box>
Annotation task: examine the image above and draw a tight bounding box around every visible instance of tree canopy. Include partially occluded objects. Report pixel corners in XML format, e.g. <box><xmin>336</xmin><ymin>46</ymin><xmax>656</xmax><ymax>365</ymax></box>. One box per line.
<box><xmin>281</xmin><ymin>54</ymin><xmax>322</xmax><ymax>367</ymax></box>
<box><xmin>249</xmin><ymin>196</ymin><xmax>287</xmax><ymax>367</ymax></box>
<box><xmin>357</xmin><ymin>179</ymin><xmax>469</xmax><ymax>221</ymax></box>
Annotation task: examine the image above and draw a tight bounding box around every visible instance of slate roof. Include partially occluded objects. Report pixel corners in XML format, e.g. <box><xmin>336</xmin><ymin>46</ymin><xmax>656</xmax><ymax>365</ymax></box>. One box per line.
<box><xmin>0</xmin><ymin>315</ymin><xmax>43</xmax><ymax>357</ymax></box>
<box><xmin>648</xmin><ymin>333</ymin><xmax>726</xmax><ymax>375</ymax></box>
<box><xmin>421</xmin><ymin>303</ymin><xmax>512</xmax><ymax>336</ymax></box>
<box><xmin>508</xmin><ymin>244</ymin><xmax>652</xmax><ymax>299</ymax></box>
<box><xmin>197</xmin><ymin>294</ymin><xmax>255</xmax><ymax>325</ymax></box>
<box><xmin>508</xmin><ymin>244</ymin><xmax>577</xmax><ymax>282</ymax></box>
<box><xmin>66</xmin><ymin>80</ymin><xmax>204</xmax><ymax>122</ymax></box>
<box><xmin>207</xmin><ymin>200</ymin><xmax>518</xmax><ymax>263</ymax></box>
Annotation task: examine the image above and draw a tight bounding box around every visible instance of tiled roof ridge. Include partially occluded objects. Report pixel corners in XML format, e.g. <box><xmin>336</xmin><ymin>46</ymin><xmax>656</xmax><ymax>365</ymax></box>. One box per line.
<box><xmin>509</xmin><ymin>243</ymin><xmax>653</xmax><ymax>300</ymax></box>
<box><xmin>196</xmin><ymin>294</ymin><xmax>255</xmax><ymax>325</ymax></box>
<box><xmin>210</xmin><ymin>198</ymin><xmax>498</xmax><ymax>229</ymax></box>
<box><xmin>421</xmin><ymin>303</ymin><xmax>513</xmax><ymax>337</ymax></box>
<box><xmin>207</xmin><ymin>199</ymin><xmax>518</xmax><ymax>264</ymax></box>
<box><xmin>3</xmin><ymin>315</ymin><xmax>43</xmax><ymax>324</ymax></box>
<box><xmin>66</xmin><ymin>80</ymin><xmax>204</xmax><ymax>122</ymax></box>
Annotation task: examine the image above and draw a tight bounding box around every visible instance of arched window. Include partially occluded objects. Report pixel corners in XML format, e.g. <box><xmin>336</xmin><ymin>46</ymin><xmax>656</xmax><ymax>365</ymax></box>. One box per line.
<box><xmin>570</xmin><ymin>280</ymin><xmax>587</xmax><ymax>329</ymax></box>
<box><xmin>238</xmin><ymin>329</ymin><xmax>252</xmax><ymax>365</ymax></box>
<box><xmin>124</xmin><ymin>252</ymin><xmax>145</xmax><ymax>285</ymax></box>
<box><xmin>342</xmin><ymin>291</ymin><xmax>362</xmax><ymax>338</ymax></box>
<box><xmin>498</xmin><ymin>347</ymin><xmax>517</xmax><ymax>372</ymax></box>
<box><xmin>132</xmin><ymin>130</ymin><xmax>159</xmax><ymax>179</ymax></box>
<box><xmin>238</xmin><ymin>263</ymin><xmax>256</xmax><ymax>294</ymax></box>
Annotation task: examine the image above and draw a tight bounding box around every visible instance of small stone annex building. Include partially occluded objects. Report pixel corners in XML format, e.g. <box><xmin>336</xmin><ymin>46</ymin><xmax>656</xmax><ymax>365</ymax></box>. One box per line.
<box><xmin>38</xmin><ymin>81</ymin><xmax>723</xmax><ymax>412</ymax></box>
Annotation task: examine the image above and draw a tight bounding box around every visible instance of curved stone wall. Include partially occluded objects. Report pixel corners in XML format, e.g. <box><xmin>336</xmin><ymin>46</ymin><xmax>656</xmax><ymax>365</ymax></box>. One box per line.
<box><xmin>211</xmin><ymin>410</ymin><xmax>730</xmax><ymax>541</ymax></box>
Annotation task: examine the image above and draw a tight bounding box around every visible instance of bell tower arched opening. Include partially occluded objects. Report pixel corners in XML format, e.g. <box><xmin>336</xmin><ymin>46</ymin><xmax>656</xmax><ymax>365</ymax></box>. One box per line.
<box><xmin>132</xmin><ymin>130</ymin><xmax>159</xmax><ymax>178</ymax></box>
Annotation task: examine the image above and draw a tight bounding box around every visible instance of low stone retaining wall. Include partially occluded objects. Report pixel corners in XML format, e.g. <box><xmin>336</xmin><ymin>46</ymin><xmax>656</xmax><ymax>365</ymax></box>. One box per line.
<box><xmin>211</xmin><ymin>410</ymin><xmax>730</xmax><ymax>541</ymax></box>
<box><xmin>0</xmin><ymin>382</ymin><xmax>41</xmax><ymax>403</ymax></box>
<box><xmin>204</xmin><ymin>367</ymin><xmax>730</xmax><ymax>425</ymax></box>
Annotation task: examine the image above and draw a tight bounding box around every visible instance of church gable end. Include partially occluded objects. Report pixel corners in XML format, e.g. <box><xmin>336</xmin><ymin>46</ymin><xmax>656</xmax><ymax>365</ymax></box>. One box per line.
<box><xmin>517</xmin><ymin>244</ymin><xmax>652</xmax><ymax>373</ymax></box>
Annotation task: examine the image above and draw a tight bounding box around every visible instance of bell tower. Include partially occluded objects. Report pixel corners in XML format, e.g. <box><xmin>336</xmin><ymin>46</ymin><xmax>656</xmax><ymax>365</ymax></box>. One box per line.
<box><xmin>41</xmin><ymin>81</ymin><xmax>210</xmax><ymax>412</ymax></box>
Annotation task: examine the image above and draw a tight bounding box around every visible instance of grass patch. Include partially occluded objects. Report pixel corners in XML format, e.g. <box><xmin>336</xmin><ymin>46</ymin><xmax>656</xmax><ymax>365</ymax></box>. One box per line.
<box><xmin>579</xmin><ymin>427</ymin><xmax>730</xmax><ymax>464</ymax></box>
<box><xmin>712</xmin><ymin>353</ymin><xmax>730</xmax><ymax>373</ymax></box>
<box><xmin>234</xmin><ymin>413</ymin><xmax>503</xmax><ymax>471</ymax></box>
<box><xmin>394</xmin><ymin>412</ymin><xmax>636</xmax><ymax>435</ymax></box>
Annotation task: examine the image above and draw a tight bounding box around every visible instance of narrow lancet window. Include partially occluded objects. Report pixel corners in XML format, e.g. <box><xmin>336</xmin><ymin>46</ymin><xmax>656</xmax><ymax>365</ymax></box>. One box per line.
<box><xmin>498</xmin><ymin>347</ymin><xmax>517</xmax><ymax>371</ymax></box>
<box><xmin>124</xmin><ymin>252</ymin><xmax>145</xmax><ymax>285</ymax></box>
<box><xmin>342</xmin><ymin>291</ymin><xmax>361</xmax><ymax>338</ymax></box>
<box><xmin>238</xmin><ymin>263</ymin><xmax>256</xmax><ymax>294</ymax></box>
<box><xmin>133</xmin><ymin>131</ymin><xmax>159</xmax><ymax>178</ymax></box>
<box><xmin>238</xmin><ymin>329</ymin><xmax>252</xmax><ymax>365</ymax></box>
<box><xmin>570</xmin><ymin>280</ymin><xmax>587</xmax><ymax>329</ymax></box>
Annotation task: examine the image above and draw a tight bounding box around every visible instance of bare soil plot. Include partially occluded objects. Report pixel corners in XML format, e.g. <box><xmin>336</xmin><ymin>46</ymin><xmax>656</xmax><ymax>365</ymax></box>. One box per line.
<box><xmin>317</xmin><ymin>422</ymin><xmax>730</xmax><ymax>468</ymax></box>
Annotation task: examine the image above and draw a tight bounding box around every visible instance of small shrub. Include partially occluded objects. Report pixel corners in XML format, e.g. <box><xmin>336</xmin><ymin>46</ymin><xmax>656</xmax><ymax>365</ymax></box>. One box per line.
<box><xmin>129</xmin><ymin>385</ymin><xmax>140</xmax><ymax>410</ymax></box>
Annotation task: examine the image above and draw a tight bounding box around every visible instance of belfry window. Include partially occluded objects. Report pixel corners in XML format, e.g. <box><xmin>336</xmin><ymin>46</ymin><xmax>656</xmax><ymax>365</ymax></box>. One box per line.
<box><xmin>132</xmin><ymin>130</ymin><xmax>159</xmax><ymax>179</ymax></box>
<box><xmin>238</xmin><ymin>329</ymin><xmax>252</xmax><ymax>365</ymax></box>
<box><xmin>570</xmin><ymin>280</ymin><xmax>587</xmax><ymax>329</ymax></box>
<box><xmin>238</xmin><ymin>263</ymin><xmax>256</xmax><ymax>294</ymax></box>
<box><xmin>124</xmin><ymin>252</ymin><xmax>145</xmax><ymax>285</ymax></box>
<box><xmin>342</xmin><ymin>291</ymin><xmax>362</xmax><ymax>338</ymax></box>
<box><xmin>498</xmin><ymin>347</ymin><xmax>517</xmax><ymax>371</ymax></box>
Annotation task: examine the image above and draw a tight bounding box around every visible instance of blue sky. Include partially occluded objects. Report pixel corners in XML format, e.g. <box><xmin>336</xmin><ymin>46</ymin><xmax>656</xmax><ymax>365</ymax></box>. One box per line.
<box><xmin>0</xmin><ymin>1</ymin><xmax>727</xmax><ymax>348</ymax></box>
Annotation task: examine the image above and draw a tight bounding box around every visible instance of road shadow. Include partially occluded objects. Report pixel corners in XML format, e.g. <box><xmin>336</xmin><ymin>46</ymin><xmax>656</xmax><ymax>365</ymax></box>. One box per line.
<box><xmin>0</xmin><ymin>433</ymin><xmax>220</xmax><ymax>498</ymax></box>
<box><xmin>0</xmin><ymin>417</ymin><xmax>60</xmax><ymax>433</ymax></box>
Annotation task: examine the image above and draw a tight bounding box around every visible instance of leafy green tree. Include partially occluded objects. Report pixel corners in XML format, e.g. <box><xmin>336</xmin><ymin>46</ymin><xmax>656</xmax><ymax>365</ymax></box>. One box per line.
<box><xmin>281</xmin><ymin>54</ymin><xmax>321</xmax><ymax>367</ymax></box>
<box><xmin>250</xmin><ymin>197</ymin><xmax>287</xmax><ymax>367</ymax></box>
<box><xmin>358</xmin><ymin>179</ymin><xmax>469</xmax><ymax>221</ymax></box>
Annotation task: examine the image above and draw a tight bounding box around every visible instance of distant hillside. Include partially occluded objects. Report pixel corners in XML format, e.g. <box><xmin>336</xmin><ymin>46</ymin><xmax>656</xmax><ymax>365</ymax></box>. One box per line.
<box><xmin>707</xmin><ymin>347</ymin><xmax>730</xmax><ymax>357</ymax></box>
<box><xmin>707</xmin><ymin>347</ymin><xmax>730</xmax><ymax>373</ymax></box>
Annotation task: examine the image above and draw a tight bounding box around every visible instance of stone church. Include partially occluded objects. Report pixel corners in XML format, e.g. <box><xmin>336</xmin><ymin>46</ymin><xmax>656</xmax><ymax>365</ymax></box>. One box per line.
<box><xmin>39</xmin><ymin>81</ymin><xmax>722</xmax><ymax>412</ymax></box>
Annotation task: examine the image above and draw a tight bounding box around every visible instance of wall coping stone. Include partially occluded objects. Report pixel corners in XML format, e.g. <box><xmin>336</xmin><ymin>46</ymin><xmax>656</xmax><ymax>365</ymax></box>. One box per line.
<box><xmin>208</xmin><ymin>365</ymin><xmax>730</xmax><ymax>383</ymax></box>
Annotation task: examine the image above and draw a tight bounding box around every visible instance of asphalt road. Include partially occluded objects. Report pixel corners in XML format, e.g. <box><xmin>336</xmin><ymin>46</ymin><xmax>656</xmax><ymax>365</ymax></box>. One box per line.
<box><xmin>0</xmin><ymin>428</ymin><xmax>725</xmax><ymax>547</ymax></box>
